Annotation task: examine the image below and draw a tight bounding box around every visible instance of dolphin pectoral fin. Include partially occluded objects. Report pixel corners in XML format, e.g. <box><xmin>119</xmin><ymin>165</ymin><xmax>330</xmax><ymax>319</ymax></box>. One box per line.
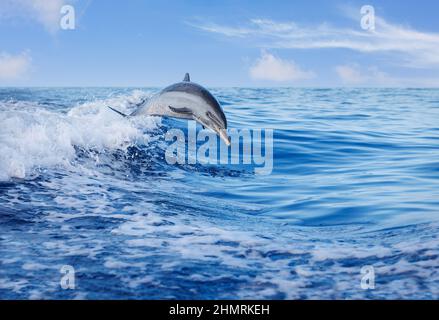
<box><xmin>168</xmin><ymin>105</ymin><xmax>193</xmax><ymax>115</ymax></box>
<box><xmin>183</xmin><ymin>73</ymin><xmax>190</xmax><ymax>82</ymax></box>
<box><xmin>108</xmin><ymin>106</ymin><xmax>128</xmax><ymax>117</ymax></box>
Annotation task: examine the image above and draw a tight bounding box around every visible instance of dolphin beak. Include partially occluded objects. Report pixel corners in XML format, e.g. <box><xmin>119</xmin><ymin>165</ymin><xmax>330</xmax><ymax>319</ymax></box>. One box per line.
<box><xmin>218</xmin><ymin>129</ymin><xmax>231</xmax><ymax>146</ymax></box>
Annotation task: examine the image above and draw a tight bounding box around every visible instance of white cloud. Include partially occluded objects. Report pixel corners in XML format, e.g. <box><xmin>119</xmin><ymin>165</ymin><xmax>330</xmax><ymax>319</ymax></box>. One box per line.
<box><xmin>249</xmin><ymin>51</ymin><xmax>314</xmax><ymax>82</ymax></box>
<box><xmin>335</xmin><ymin>64</ymin><xmax>395</xmax><ymax>85</ymax></box>
<box><xmin>0</xmin><ymin>0</ymin><xmax>67</xmax><ymax>33</ymax></box>
<box><xmin>0</xmin><ymin>51</ymin><xmax>32</xmax><ymax>80</ymax></box>
<box><xmin>335</xmin><ymin>65</ymin><xmax>362</xmax><ymax>84</ymax></box>
<box><xmin>191</xmin><ymin>17</ymin><xmax>439</xmax><ymax>69</ymax></box>
<box><xmin>28</xmin><ymin>0</ymin><xmax>67</xmax><ymax>32</ymax></box>
<box><xmin>335</xmin><ymin>64</ymin><xmax>439</xmax><ymax>87</ymax></box>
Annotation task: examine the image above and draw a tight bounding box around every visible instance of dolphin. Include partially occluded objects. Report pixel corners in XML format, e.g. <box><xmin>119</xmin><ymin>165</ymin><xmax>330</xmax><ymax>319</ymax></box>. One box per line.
<box><xmin>109</xmin><ymin>73</ymin><xmax>230</xmax><ymax>145</ymax></box>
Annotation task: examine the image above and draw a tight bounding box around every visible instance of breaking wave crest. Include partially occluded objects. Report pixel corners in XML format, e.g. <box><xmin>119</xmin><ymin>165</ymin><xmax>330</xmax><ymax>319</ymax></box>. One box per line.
<box><xmin>0</xmin><ymin>91</ymin><xmax>159</xmax><ymax>180</ymax></box>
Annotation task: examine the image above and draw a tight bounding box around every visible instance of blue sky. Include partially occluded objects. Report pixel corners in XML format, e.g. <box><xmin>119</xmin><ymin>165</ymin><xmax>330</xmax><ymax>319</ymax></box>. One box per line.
<box><xmin>1</xmin><ymin>0</ymin><xmax>439</xmax><ymax>86</ymax></box>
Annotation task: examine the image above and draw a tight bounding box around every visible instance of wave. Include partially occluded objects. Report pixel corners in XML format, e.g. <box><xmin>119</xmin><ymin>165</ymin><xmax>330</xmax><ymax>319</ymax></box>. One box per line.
<box><xmin>0</xmin><ymin>91</ymin><xmax>160</xmax><ymax>180</ymax></box>
<box><xmin>2</xmin><ymin>87</ymin><xmax>439</xmax><ymax>299</ymax></box>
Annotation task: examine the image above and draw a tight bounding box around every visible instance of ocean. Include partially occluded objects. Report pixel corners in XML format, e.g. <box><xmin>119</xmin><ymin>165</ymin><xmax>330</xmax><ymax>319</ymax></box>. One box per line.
<box><xmin>0</xmin><ymin>87</ymin><xmax>438</xmax><ymax>299</ymax></box>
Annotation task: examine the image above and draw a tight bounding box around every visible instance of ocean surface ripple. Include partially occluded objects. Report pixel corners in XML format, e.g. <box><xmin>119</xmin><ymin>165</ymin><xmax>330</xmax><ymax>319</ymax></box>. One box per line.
<box><xmin>0</xmin><ymin>87</ymin><xmax>438</xmax><ymax>299</ymax></box>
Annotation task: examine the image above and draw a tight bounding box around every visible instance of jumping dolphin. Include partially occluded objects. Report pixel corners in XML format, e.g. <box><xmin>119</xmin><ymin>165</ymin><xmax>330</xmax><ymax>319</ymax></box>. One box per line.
<box><xmin>109</xmin><ymin>73</ymin><xmax>230</xmax><ymax>145</ymax></box>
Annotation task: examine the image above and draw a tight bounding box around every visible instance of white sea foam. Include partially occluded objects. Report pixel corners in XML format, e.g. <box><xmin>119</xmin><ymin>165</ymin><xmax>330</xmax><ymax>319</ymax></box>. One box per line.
<box><xmin>109</xmin><ymin>202</ymin><xmax>439</xmax><ymax>299</ymax></box>
<box><xmin>0</xmin><ymin>92</ymin><xmax>159</xmax><ymax>180</ymax></box>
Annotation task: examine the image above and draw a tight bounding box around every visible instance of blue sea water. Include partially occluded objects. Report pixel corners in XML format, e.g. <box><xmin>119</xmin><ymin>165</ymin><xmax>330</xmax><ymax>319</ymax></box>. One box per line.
<box><xmin>0</xmin><ymin>87</ymin><xmax>438</xmax><ymax>299</ymax></box>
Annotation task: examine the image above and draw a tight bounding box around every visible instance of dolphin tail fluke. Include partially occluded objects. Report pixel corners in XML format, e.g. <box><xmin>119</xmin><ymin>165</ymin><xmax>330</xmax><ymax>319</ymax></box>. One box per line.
<box><xmin>108</xmin><ymin>98</ymin><xmax>147</xmax><ymax>117</ymax></box>
<box><xmin>107</xmin><ymin>106</ymin><xmax>128</xmax><ymax>117</ymax></box>
<box><xmin>183</xmin><ymin>73</ymin><xmax>190</xmax><ymax>82</ymax></box>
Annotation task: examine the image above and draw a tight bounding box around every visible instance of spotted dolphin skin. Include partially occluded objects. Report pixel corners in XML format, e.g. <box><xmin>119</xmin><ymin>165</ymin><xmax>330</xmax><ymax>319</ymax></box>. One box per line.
<box><xmin>110</xmin><ymin>73</ymin><xmax>230</xmax><ymax>145</ymax></box>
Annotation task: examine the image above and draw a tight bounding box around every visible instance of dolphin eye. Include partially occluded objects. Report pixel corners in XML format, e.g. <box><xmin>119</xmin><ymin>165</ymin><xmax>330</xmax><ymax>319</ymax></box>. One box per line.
<box><xmin>206</xmin><ymin>111</ymin><xmax>222</xmax><ymax>127</ymax></box>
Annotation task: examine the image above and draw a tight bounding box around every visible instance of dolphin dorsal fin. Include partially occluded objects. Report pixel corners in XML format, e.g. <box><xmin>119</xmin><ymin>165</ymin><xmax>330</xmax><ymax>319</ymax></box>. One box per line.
<box><xmin>183</xmin><ymin>73</ymin><xmax>190</xmax><ymax>82</ymax></box>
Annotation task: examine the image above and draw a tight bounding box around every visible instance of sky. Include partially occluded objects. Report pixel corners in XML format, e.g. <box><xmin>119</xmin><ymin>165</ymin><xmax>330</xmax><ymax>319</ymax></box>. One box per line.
<box><xmin>1</xmin><ymin>0</ymin><xmax>439</xmax><ymax>87</ymax></box>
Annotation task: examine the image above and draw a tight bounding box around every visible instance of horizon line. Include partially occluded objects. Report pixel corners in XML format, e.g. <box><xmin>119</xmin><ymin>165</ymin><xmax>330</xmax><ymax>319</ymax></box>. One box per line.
<box><xmin>1</xmin><ymin>86</ymin><xmax>439</xmax><ymax>89</ymax></box>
